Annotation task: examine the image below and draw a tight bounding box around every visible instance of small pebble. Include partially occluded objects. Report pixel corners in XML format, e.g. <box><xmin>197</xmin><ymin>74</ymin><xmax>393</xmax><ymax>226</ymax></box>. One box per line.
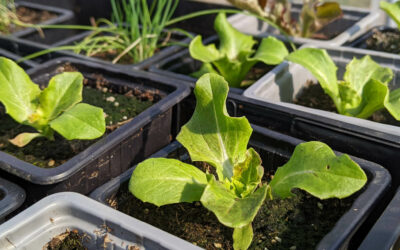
<box><xmin>114</xmin><ymin>102</ymin><xmax>119</xmax><ymax>107</ymax></box>
<box><xmin>106</xmin><ymin>96</ymin><xmax>115</xmax><ymax>102</ymax></box>
<box><xmin>102</xmin><ymin>87</ymin><xmax>108</xmax><ymax>93</ymax></box>
<box><xmin>274</xmin><ymin>236</ymin><xmax>282</xmax><ymax>243</ymax></box>
<box><xmin>261</xmin><ymin>235</ymin><xmax>267</xmax><ymax>240</ymax></box>
<box><xmin>48</xmin><ymin>159</ymin><xmax>55</xmax><ymax>167</ymax></box>
<box><xmin>103</xmin><ymin>113</ymin><xmax>108</xmax><ymax>118</ymax></box>
<box><xmin>290</xmin><ymin>246</ymin><xmax>297</xmax><ymax>250</ymax></box>
<box><xmin>192</xmin><ymin>242</ymin><xmax>197</xmax><ymax>246</ymax></box>
<box><xmin>144</xmin><ymin>208</ymin><xmax>149</xmax><ymax>214</ymax></box>
<box><xmin>122</xmin><ymin>116</ymin><xmax>127</xmax><ymax>120</ymax></box>
<box><xmin>271</xmin><ymin>239</ymin><xmax>276</xmax><ymax>244</ymax></box>
<box><xmin>195</xmin><ymin>202</ymin><xmax>201</xmax><ymax>207</ymax></box>
<box><xmin>317</xmin><ymin>202</ymin><xmax>323</xmax><ymax>210</ymax></box>
<box><xmin>109</xmin><ymin>121</ymin><xmax>113</xmax><ymax>125</ymax></box>
<box><xmin>214</xmin><ymin>243</ymin><xmax>222</xmax><ymax>248</ymax></box>
<box><xmin>258</xmin><ymin>240</ymin><xmax>262</xmax><ymax>243</ymax></box>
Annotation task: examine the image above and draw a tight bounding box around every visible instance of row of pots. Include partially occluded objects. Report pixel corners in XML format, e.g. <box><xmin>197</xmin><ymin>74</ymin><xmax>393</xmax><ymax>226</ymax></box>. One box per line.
<box><xmin>1</xmin><ymin>0</ymin><xmax>400</xmax><ymax>249</ymax></box>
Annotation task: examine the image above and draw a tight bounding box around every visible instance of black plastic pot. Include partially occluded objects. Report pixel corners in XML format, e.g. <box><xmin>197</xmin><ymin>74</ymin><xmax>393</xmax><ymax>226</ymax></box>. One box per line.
<box><xmin>0</xmin><ymin>57</ymin><xmax>190</xmax><ymax>206</ymax></box>
<box><xmin>4</xmin><ymin>1</ymin><xmax>77</xmax><ymax>45</ymax></box>
<box><xmin>16</xmin><ymin>0</ymin><xmax>76</xmax><ymax>10</ymax></box>
<box><xmin>0</xmin><ymin>177</ymin><xmax>25</xmax><ymax>222</ymax></box>
<box><xmin>0</xmin><ymin>47</ymin><xmax>37</xmax><ymax>69</ymax></box>
<box><xmin>91</xmin><ymin>125</ymin><xmax>391</xmax><ymax>250</ymax></box>
<box><xmin>359</xmin><ymin>187</ymin><xmax>400</xmax><ymax>250</ymax></box>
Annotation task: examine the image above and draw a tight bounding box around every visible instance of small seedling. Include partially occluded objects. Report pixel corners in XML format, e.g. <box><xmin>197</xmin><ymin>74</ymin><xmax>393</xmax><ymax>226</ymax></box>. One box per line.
<box><xmin>0</xmin><ymin>57</ymin><xmax>106</xmax><ymax>147</ymax></box>
<box><xmin>286</xmin><ymin>48</ymin><xmax>400</xmax><ymax>120</ymax></box>
<box><xmin>189</xmin><ymin>12</ymin><xmax>289</xmax><ymax>87</ymax></box>
<box><xmin>129</xmin><ymin>73</ymin><xmax>367</xmax><ymax>250</ymax></box>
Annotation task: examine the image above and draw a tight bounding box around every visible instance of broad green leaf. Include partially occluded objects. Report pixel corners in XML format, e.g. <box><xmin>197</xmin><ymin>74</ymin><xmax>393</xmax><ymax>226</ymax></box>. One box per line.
<box><xmin>250</xmin><ymin>37</ymin><xmax>289</xmax><ymax>65</ymax></box>
<box><xmin>380</xmin><ymin>1</ymin><xmax>400</xmax><ymax>30</ymax></box>
<box><xmin>9</xmin><ymin>133</ymin><xmax>43</xmax><ymax>147</ymax></box>
<box><xmin>177</xmin><ymin>74</ymin><xmax>252</xmax><ymax>180</ymax></box>
<box><xmin>232</xmin><ymin>148</ymin><xmax>264</xmax><ymax>198</ymax></box>
<box><xmin>270</xmin><ymin>141</ymin><xmax>367</xmax><ymax>200</ymax></box>
<box><xmin>347</xmin><ymin>79</ymin><xmax>387</xmax><ymax>119</ymax></box>
<box><xmin>129</xmin><ymin>158</ymin><xmax>208</xmax><ymax>206</ymax></box>
<box><xmin>316</xmin><ymin>2</ymin><xmax>342</xmax><ymax>20</ymax></box>
<box><xmin>37</xmin><ymin>72</ymin><xmax>83</xmax><ymax>122</ymax></box>
<box><xmin>49</xmin><ymin>103</ymin><xmax>105</xmax><ymax>140</ymax></box>
<box><xmin>233</xmin><ymin>224</ymin><xmax>253</xmax><ymax>250</ymax></box>
<box><xmin>189</xmin><ymin>36</ymin><xmax>221</xmax><ymax>63</ymax></box>
<box><xmin>191</xmin><ymin>63</ymin><xmax>218</xmax><ymax>79</ymax></box>
<box><xmin>385</xmin><ymin>88</ymin><xmax>400</xmax><ymax>120</ymax></box>
<box><xmin>0</xmin><ymin>57</ymin><xmax>41</xmax><ymax>123</ymax></box>
<box><xmin>343</xmin><ymin>56</ymin><xmax>393</xmax><ymax>95</ymax></box>
<box><xmin>337</xmin><ymin>82</ymin><xmax>361</xmax><ymax>114</ymax></box>
<box><xmin>286</xmin><ymin>48</ymin><xmax>339</xmax><ymax>105</ymax></box>
<box><xmin>215</xmin><ymin>12</ymin><xmax>256</xmax><ymax>60</ymax></box>
<box><xmin>201</xmin><ymin>174</ymin><xmax>268</xmax><ymax>228</ymax></box>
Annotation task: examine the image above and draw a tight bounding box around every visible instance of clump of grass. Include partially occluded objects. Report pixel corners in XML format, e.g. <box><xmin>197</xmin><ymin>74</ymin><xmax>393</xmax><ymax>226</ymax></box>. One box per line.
<box><xmin>0</xmin><ymin>0</ymin><xmax>17</xmax><ymax>34</ymax></box>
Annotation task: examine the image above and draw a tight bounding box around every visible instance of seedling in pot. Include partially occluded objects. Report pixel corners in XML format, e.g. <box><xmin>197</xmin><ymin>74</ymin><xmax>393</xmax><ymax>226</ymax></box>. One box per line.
<box><xmin>0</xmin><ymin>57</ymin><xmax>106</xmax><ymax>147</ymax></box>
<box><xmin>226</xmin><ymin>0</ymin><xmax>343</xmax><ymax>38</ymax></box>
<box><xmin>189</xmin><ymin>12</ymin><xmax>289</xmax><ymax>88</ymax></box>
<box><xmin>129</xmin><ymin>73</ymin><xmax>367</xmax><ymax>250</ymax></box>
<box><xmin>286</xmin><ymin>48</ymin><xmax>400</xmax><ymax>121</ymax></box>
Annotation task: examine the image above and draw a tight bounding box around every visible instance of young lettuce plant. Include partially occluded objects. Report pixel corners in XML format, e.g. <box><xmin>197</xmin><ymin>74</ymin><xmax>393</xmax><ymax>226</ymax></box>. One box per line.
<box><xmin>0</xmin><ymin>57</ymin><xmax>106</xmax><ymax>147</ymax></box>
<box><xmin>189</xmin><ymin>12</ymin><xmax>289</xmax><ymax>88</ymax></box>
<box><xmin>380</xmin><ymin>1</ymin><xmax>400</xmax><ymax>30</ymax></box>
<box><xmin>226</xmin><ymin>0</ymin><xmax>342</xmax><ymax>38</ymax></box>
<box><xmin>286</xmin><ymin>48</ymin><xmax>400</xmax><ymax>120</ymax></box>
<box><xmin>129</xmin><ymin>73</ymin><xmax>367</xmax><ymax>250</ymax></box>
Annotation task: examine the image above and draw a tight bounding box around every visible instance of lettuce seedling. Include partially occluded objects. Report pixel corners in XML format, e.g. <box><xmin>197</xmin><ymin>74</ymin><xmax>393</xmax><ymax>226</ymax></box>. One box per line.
<box><xmin>286</xmin><ymin>48</ymin><xmax>400</xmax><ymax>120</ymax></box>
<box><xmin>189</xmin><ymin>12</ymin><xmax>289</xmax><ymax>88</ymax></box>
<box><xmin>226</xmin><ymin>0</ymin><xmax>343</xmax><ymax>38</ymax></box>
<box><xmin>0</xmin><ymin>57</ymin><xmax>106</xmax><ymax>147</ymax></box>
<box><xmin>129</xmin><ymin>73</ymin><xmax>367</xmax><ymax>250</ymax></box>
<box><xmin>380</xmin><ymin>1</ymin><xmax>400</xmax><ymax>30</ymax></box>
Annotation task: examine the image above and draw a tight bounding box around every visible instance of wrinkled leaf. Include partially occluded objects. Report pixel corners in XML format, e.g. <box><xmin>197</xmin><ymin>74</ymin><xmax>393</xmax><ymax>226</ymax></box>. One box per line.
<box><xmin>233</xmin><ymin>224</ymin><xmax>253</xmax><ymax>250</ymax></box>
<box><xmin>385</xmin><ymin>88</ymin><xmax>400</xmax><ymax>120</ymax></box>
<box><xmin>129</xmin><ymin>158</ymin><xmax>208</xmax><ymax>206</ymax></box>
<box><xmin>337</xmin><ymin>81</ymin><xmax>361</xmax><ymax>113</ymax></box>
<box><xmin>250</xmin><ymin>36</ymin><xmax>289</xmax><ymax>65</ymax></box>
<box><xmin>380</xmin><ymin>1</ymin><xmax>400</xmax><ymax>30</ymax></box>
<box><xmin>9</xmin><ymin>133</ymin><xmax>43</xmax><ymax>147</ymax></box>
<box><xmin>50</xmin><ymin>103</ymin><xmax>105</xmax><ymax>140</ymax></box>
<box><xmin>201</xmin><ymin>174</ymin><xmax>268</xmax><ymax>228</ymax></box>
<box><xmin>270</xmin><ymin>141</ymin><xmax>367</xmax><ymax>200</ymax></box>
<box><xmin>37</xmin><ymin>72</ymin><xmax>83</xmax><ymax>122</ymax></box>
<box><xmin>232</xmin><ymin>148</ymin><xmax>264</xmax><ymax>197</ymax></box>
<box><xmin>189</xmin><ymin>36</ymin><xmax>221</xmax><ymax>63</ymax></box>
<box><xmin>177</xmin><ymin>74</ymin><xmax>252</xmax><ymax>180</ymax></box>
<box><xmin>191</xmin><ymin>63</ymin><xmax>218</xmax><ymax>79</ymax></box>
<box><xmin>0</xmin><ymin>57</ymin><xmax>40</xmax><ymax>123</ymax></box>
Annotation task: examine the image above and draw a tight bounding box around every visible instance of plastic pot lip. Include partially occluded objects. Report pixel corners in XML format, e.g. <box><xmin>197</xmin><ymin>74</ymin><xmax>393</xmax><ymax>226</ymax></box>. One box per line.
<box><xmin>227</xmin><ymin>3</ymin><xmax>382</xmax><ymax>47</ymax></box>
<box><xmin>244</xmin><ymin>44</ymin><xmax>400</xmax><ymax>144</ymax></box>
<box><xmin>0</xmin><ymin>192</ymin><xmax>202</xmax><ymax>250</ymax></box>
<box><xmin>0</xmin><ymin>47</ymin><xmax>38</xmax><ymax>69</ymax></box>
<box><xmin>0</xmin><ymin>177</ymin><xmax>26</xmax><ymax>221</ymax></box>
<box><xmin>90</xmin><ymin>124</ymin><xmax>391</xmax><ymax>250</ymax></box>
<box><xmin>359</xmin><ymin>186</ymin><xmax>400</xmax><ymax>250</ymax></box>
<box><xmin>0</xmin><ymin>57</ymin><xmax>191</xmax><ymax>185</ymax></box>
<box><xmin>4</xmin><ymin>1</ymin><xmax>74</xmax><ymax>38</ymax></box>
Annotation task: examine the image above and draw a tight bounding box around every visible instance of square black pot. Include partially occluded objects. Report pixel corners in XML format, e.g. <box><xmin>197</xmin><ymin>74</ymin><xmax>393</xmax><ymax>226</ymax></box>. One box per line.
<box><xmin>0</xmin><ymin>177</ymin><xmax>25</xmax><ymax>222</ymax></box>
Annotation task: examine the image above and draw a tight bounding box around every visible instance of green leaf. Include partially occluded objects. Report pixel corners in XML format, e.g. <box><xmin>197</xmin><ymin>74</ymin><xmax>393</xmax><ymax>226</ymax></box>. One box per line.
<box><xmin>201</xmin><ymin>174</ymin><xmax>268</xmax><ymax>228</ymax></box>
<box><xmin>337</xmin><ymin>81</ymin><xmax>361</xmax><ymax>113</ymax></box>
<box><xmin>316</xmin><ymin>2</ymin><xmax>342</xmax><ymax>20</ymax></box>
<box><xmin>233</xmin><ymin>224</ymin><xmax>253</xmax><ymax>250</ymax></box>
<box><xmin>232</xmin><ymin>148</ymin><xmax>264</xmax><ymax>198</ymax></box>
<box><xmin>380</xmin><ymin>1</ymin><xmax>400</xmax><ymax>30</ymax></box>
<box><xmin>343</xmin><ymin>55</ymin><xmax>393</xmax><ymax>95</ymax></box>
<box><xmin>9</xmin><ymin>133</ymin><xmax>43</xmax><ymax>147</ymax></box>
<box><xmin>37</xmin><ymin>72</ymin><xmax>83</xmax><ymax>122</ymax></box>
<box><xmin>286</xmin><ymin>48</ymin><xmax>339</xmax><ymax>105</ymax></box>
<box><xmin>250</xmin><ymin>36</ymin><xmax>289</xmax><ymax>65</ymax></box>
<box><xmin>215</xmin><ymin>12</ymin><xmax>256</xmax><ymax>60</ymax></box>
<box><xmin>189</xmin><ymin>36</ymin><xmax>221</xmax><ymax>63</ymax></box>
<box><xmin>0</xmin><ymin>57</ymin><xmax>41</xmax><ymax>123</ymax></box>
<box><xmin>129</xmin><ymin>158</ymin><xmax>208</xmax><ymax>206</ymax></box>
<box><xmin>270</xmin><ymin>141</ymin><xmax>367</xmax><ymax>200</ymax></box>
<box><xmin>49</xmin><ymin>103</ymin><xmax>105</xmax><ymax>140</ymax></box>
<box><xmin>177</xmin><ymin>74</ymin><xmax>252</xmax><ymax>180</ymax></box>
<box><xmin>385</xmin><ymin>88</ymin><xmax>400</xmax><ymax>120</ymax></box>
<box><xmin>191</xmin><ymin>63</ymin><xmax>218</xmax><ymax>79</ymax></box>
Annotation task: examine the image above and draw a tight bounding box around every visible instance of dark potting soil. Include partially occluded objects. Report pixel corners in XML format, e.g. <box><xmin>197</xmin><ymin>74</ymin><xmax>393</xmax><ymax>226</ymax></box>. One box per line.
<box><xmin>294</xmin><ymin>81</ymin><xmax>400</xmax><ymax>127</ymax></box>
<box><xmin>0</xmin><ymin>64</ymin><xmax>156</xmax><ymax>168</ymax></box>
<box><xmin>1</xmin><ymin>6</ymin><xmax>57</xmax><ymax>34</ymax></box>
<box><xmin>365</xmin><ymin>28</ymin><xmax>400</xmax><ymax>54</ymax></box>
<box><xmin>108</xmin><ymin>153</ymin><xmax>358</xmax><ymax>250</ymax></box>
<box><xmin>45</xmin><ymin>230</ymin><xmax>87</xmax><ymax>250</ymax></box>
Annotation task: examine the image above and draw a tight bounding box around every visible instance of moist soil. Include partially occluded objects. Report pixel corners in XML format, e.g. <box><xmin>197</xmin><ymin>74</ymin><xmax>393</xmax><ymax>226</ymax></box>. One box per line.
<box><xmin>45</xmin><ymin>230</ymin><xmax>87</xmax><ymax>250</ymax></box>
<box><xmin>108</xmin><ymin>156</ymin><xmax>358</xmax><ymax>250</ymax></box>
<box><xmin>1</xmin><ymin>6</ymin><xmax>57</xmax><ymax>34</ymax></box>
<box><xmin>294</xmin><ymin>81</ymin><xmax>400</xmax><ymax>127</ymax></box>
<box><xmin>0</xmin><ymin>63</ymin><xmax>156</xmax><ymax>168</ymax></box>
<box><xmin>365</xmin><ymin>28</ymin><xmax>400</xmax><ymax>54</ymax></box>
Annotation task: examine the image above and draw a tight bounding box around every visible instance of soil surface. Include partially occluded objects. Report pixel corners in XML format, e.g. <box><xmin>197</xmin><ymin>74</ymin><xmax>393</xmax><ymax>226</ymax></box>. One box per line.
<box><xmin>0</xmin><ymin>64</ymin><xmax>156</xmax><ymax>168</ymax></box>
<box><xmin>1</xmin><ymin>6</ymin><xmax>57</xmax><ymax>34</ymax></box>
<box><xmin>365</xmin><ymin>28</ymin><xmax>400</xmax><ymax>54</ymax></box>
<box><xmin>108</xmin><ymin>152</ymin><xmax>359</xmax><ymax>250</ymax></box>
<box><xmin>294</xmin><ymin>81</ymin><xmax>400</xmax><ymax>127</ymax></box>
<box><xmin>45</xmin><ymin>230</ymin><xmax>87</xmax><ymax>250</ymax></box>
